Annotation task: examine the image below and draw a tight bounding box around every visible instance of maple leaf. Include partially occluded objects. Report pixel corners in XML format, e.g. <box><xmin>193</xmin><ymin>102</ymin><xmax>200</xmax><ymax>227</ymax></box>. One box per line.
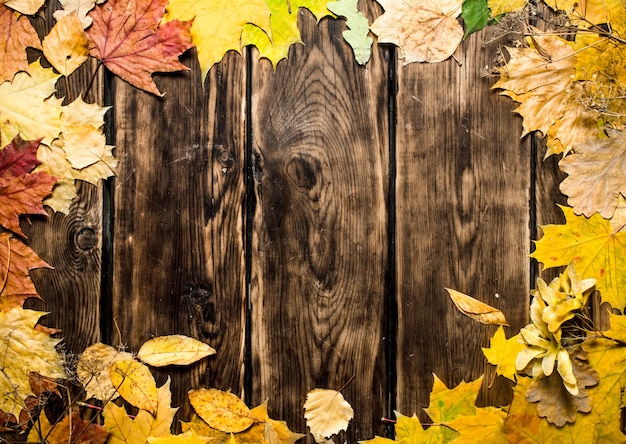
<box><xmin>487</xmin><ymin>0</ymin><xmax>527</xmax><ymax>17</ymax></box>
<box><xmin>250</xmin><ymin>400</ymin><xmax>305</xmax><ymax>443</ymax></box>
<box><xmin>444</xmin><ymin>406</ymin><xmax>508</xmax><ymax>443</ymax></box>
<box><xmin>0</xmin><ymin>307</ymin><xmax>65</xmax><ymax>416</ymax></box>
<box><xmin>188</xmin><ymin>388</ymin><xmax>255</xmax><ymax>434</ymax></box>
<box><xmin>446</xmin><ymin>287</ymin><xmax>509</xmax><ymax>325</ymax></box>
<box><xmin>531</xmin><ymin>205</ymin><xmax>626</xmax><ymax>311</ymax></box>
<box><xmin>77</xmin><ymin>342</ymin><xmax>133</xmax><ymax>401</ymax></box>
<box><xmin>103</xmin><ymin>377</ymin><xmax>179</xmax><ymax>444</ymax></box>
<box><xmin>86</xmin><ymin>0</ymin><xmax>194</xmax><ymax>96</ymax></box>
<box><xmin>482</xmin><ymin>325</ymin><xmax>525</xmax><ymax>381</ymax></box>
<box><xmin>0</xmin><ymin>136</ymin><xmax>56</xmax><ymax>237</ymax></box>
<box><xmin>30</xmin><ymin>411</ymin><xmax>109</xmax><ymax>444</ymax></box>
<box><xmin>137</xmin><ymin>334</ymin><xmax>216</xmax><ymax>367</ymax></box>
<box><xmin>493</xmin><ymin>31</ymin><xmax>602</xmax><ymax>156</ymax></box>
<box><xmin>370</xmin><ymin>0</ymin><xmax>464</xmax><ymax>64</ymax></box>
<box><xmin>0</xmin><ymin>5</ymin><xmax>41</xmax><ymax>83</ymax></box>
<box><xmin>164</xmin><ymin>0</ymin><xmax>271</xmax><ymax>80</ymax></box>
<box><xmin>303</xmin><ymin>388</ymin><xmax>353</xmax><ymax>443</ymax></box>
<box><xmin>42</xmin><ymin>13</ymin><xmax>89</xmax><ymax>77</ymax></box>
<box><xmin>54</xmin><ymin>0</ymin><xmax>106</xmax><ymax>28</ymax></box>
<box><xmin>0</xmin><ymin>232</ymin><xmax>51</xmax><ymax>310</ymax></box>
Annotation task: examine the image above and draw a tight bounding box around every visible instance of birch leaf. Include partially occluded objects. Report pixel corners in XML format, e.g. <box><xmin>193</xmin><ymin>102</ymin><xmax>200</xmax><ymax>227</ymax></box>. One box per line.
<box><xmin>327</xmin><ymin>0</ymin><xmax>373</xmax><ymax>65</ymax></box>
<box><xmin>42</xmin><ymin>13</ymin><xmax>89</xmax><ymax>77</ymax></box>
<box><xmin>303</xmin><ymin>389</ymin><xmax>353</xmax><ymax>442</ymax></box>
<box><xmin>0</xmin><ymin>6</ymin><xmax>42</xmax><ymax>83</ymax></box>
<box><xmin>137</xmin><ymin>334</ymin><xmax>216</xmax><ymax>367</ymax></box>
<box><xmin>188</xmin><ymin>388</ymin><xmax>255</xmax><ymax>434</ymax></box>
<box><xmin>370</xmin><ymin>0</ymin><xmax>463</xmax><ymax>64</ymax></box>
<box><xmin>109</xmin><ymin>359</ymin><xmax>159</xmax><ymax>414</ymax></box>
<box><xmin>446</xmin><ymin>288</ymin><xmax>509</xmax><ymax>325</ymax></box>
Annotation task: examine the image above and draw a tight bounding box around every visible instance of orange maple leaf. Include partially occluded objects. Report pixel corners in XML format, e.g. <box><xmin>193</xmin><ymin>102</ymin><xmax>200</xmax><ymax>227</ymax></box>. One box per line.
<box><xmin>86</xmin><ymin>0</ymin><xmax>194</xmax><ymax>96</ymax></box>
<box><xmin>0</xmin><ymin>4</ymin><xmax>42</xmax><ymax>83</ymax></box>
<box><xmin>0</xmin><ymin>136</ymin><xmax>57</xmax><ymax>237</ymax></box>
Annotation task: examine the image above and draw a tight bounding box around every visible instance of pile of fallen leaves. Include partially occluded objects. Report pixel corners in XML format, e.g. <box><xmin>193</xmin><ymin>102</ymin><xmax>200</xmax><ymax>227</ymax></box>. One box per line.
<box><xmin>2</xmin><ymin>0</ymin><xmax>626</xmax><ymax>442</ymax></box>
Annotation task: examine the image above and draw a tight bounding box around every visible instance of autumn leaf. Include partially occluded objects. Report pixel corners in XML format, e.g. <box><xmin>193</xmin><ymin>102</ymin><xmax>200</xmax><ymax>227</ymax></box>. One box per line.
<box><xmin>77</xmin><ymin>342</ymin><xmax>133</xmax><ymax>402</ymax></box>
<box><xmin>487</xmin><ymin>0</ymin><xmax>527</xmax><ymax>17</ymax></box>
<box><xmin>370</xmin><ymin>0</ymin><xmax>464</xmax><ymax>64</ymax></box>
<box><xmin>0</xmin><ymin>5</ymin><xmax>42</xmax><ymax>83</ymax></box>
<box><xmin>250</xmin><ymin>400</ymin><xmax>305</xmax><ymax>443</ymax></box>
<box><xmin>303</xmin><ymin>388</ymin><xmax>353</xmax><ymax>443</ymax></box>
<box><xmin>482</xmin><ymin>325</ymin><xmax>525</xmax><ymax>381</ymax></box>
<box><xmin>394</xmin><ymin>412</ymin><xmax>426</xmax><ymax>442</ymax></box>
<box><xmin>0</xmin><ymin>232</ymin><xmax>52</xmax><ymax>310</ymax></box>
<box><xmin>559</xmin><ymin>130</ymin><xmax>626</xmax><ymax>218</ymax></box>
<box><xmin>103</xmin><ymin>377</ymin><xmax>179</xmax><ymax>444</ymax></box>
<box><xmin>327</xmin><ymin>0</ymin><xmax>373</xmax><ymax>65</ymax></box>
<box><xmin>86</xmin><ymin>0</ymin><xmax>194</xmax><ymax>96</ymax></box>
<box><xmin>42</xmin><ymin>13</ymin><xmax>89</xmax><ymax>77</ymax></box>
<box><xmin>446</xmin><ymin>287</ymin><xmax>509</xmax><ymax>325</ymax></box>
<box><xmin>0</xmin><ymin>136</ymin><xmax>56</xmax><ymax>237</ymax></box>
<box><xmin>3</xmin><ymin>0</ymin><xmax>44</xmax><ymax>14</ymax></box>
<box><xmin>189</xmin><ymin>388</ymin><xmax>255</xmax><ymax>434</ymax></box>
<box><xmin>147</xmin><ymin>431</ymin><xmax>212</xmax><ymax>443</ymax></box>
<box><xmin>0</xmin><ymin>307</ymin><xmax>65</xmax><ymax>416</ymax></box>
<box><xmin>109</xmin><ymin>359</ymin><xmax>159</xmax><ymax>414</ymax></box>
<box><xmin>54</xmin><ymin>0</ymin><xmax>105</xmax><ymax>28</ymax></box>
<box><xmin>445</xmin><ymin>406</ymin><xmax>508</xmax><ymax>443</ymax></box>
<box><xmin>531</xmin><ymin>205</ymin><xmax>626</xmax><ymax>311</ymax></box>
<box><xmin>137</xmin><ymin>334</ymin><xmax>216</xmax><ymax>367</ymax></box>
<box><xmin>182</xmin><ymin>414</ymin><xmax>275</xmax><ymax>443</ymax></box>
<box><xmin>164</xmin><ymin>0</ymin><xmax>270</xmax><ymax>80</ymax></box>
<box><xmin>30</xmin><ymin>411</ymin><xmax>109</xmax><ymax>444</ymax></box>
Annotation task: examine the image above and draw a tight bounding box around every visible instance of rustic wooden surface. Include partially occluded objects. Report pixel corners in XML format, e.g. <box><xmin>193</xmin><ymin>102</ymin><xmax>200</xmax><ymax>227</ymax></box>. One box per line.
<box><xmin>19</xmin><ymin>2</ymin><xmax>573</xmax><ymax>442</ymax></box>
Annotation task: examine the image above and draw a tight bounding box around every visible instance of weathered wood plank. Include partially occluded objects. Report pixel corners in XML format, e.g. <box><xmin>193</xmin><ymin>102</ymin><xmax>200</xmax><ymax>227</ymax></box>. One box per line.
<box><xmin>25</xmin><ymin>3</ymin><xmax>105</xmax><ymax>353</ymax></box>
<box><xmin>110</xmin><ymin>50</ymin><xmax>247</xmax><ymax>420</ymax></box>
<box><xmin>250</xmin><ymin>9</ymin><xmax>390</xmax><ymax>441</ymax></box>
<box><xmin>395</xmin><ymin>29</ymin><xmax>531</xmax><ymax>417</ymax></box>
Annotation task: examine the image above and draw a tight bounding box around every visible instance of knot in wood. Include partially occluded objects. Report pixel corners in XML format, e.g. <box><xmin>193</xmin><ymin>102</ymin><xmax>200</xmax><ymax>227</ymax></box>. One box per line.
<box><xmin>217</xmin><ymin>147</ymin><xmax>234</xmax><ymax>169</ymax></box>
<box><xmin>76</xmin><ymin>227</ymin><xmax>98</xmax><ymax>250</ymax></box>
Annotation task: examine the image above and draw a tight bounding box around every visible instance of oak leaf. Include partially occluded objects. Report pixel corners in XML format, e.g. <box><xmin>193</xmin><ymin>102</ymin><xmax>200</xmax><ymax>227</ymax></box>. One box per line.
<box><xmin>559</xmin><ymin>130</ymin><xmax>626</xmax><ymax>218</ymax></box>
<box><xmin>86</xmin><ymin>0</ymin><xmax>194</xmax><ymax>96</ymax></box>
<box><xmin>446</xmin><ymin>287</ymin><xmax>509</xmax><ymax>325</ymax></box>
<box><xmin>103</xmin><ymin>377</ymin><xmax>179</xmax><ymax>444</ymax></box>
<box><xmin>303</xmin><ymin>388</ymin><xmax>353</xmax><ymax>443</ymax></box>
<box><xmin>0</xmin><ymin>136</ymin><xmax>56</xmax><ymax>237</ymax></box>
<box><xmin>531</xmin><ymin>205</ymin><xmax>626</xmax><ymax>310</ymax></box>
<box><xmin>487</xmin><ymin>0</ymin><xmax>526</xmax><ymax>17</ymax></box>
<box><xmin>189</xmin><ymin>388</ymin><xmax>255</xmax><ymax>434</ymax></box>
<box><xmin>163</xmin><ymin>0</ymin><xmax>271</xmax><ymax>80</ymax></box>
<box><xmin>76</xmin><ymin>342</ymin><xmax>133</xmax><ymax>401</ymax></box>
<box><xmin>42</xmin><ymin>13</ymin><xmax>89</xmax><ymax>77</ymax></box>
<box><xmin>0</xmin><ymin>307</ymin><xmax>65</xmax><ymax>416</ymax></box>
<box><xmin>327</xmin><ymin>0</ymin><xmax>373</xmax><ymax>65</ymax></box>
<box><xmin>0</xmin><ymin>232</ymin><xmax>52</xmax><ymax>310</ymax></box>
<box><xmin>0</xmin><ymin>5</ymin><xmax>42</xmax><ymax>83</ymax></box>
<box><xmin>370</xmin><ymin>0</ymin><xmax>463</xmax><ymax>64</ymax></box>
<box><xmin>110</xmin><ymin>359</ymin><xmax>159</xmax><ymax>414</ymax></box>
<box><xmin>54</xmin><ymin>0</ymin><xmax>106</xmax><ymax>28</ymax></box>
<box><xmin>137</xmin><ymin>334</ymin><xmax>216</xmax><ymax>367</ymax></box>
<box><xmin>482</xmin><ymin>325</ymin><xmax>524</xmax><ymax>381</ymax></box>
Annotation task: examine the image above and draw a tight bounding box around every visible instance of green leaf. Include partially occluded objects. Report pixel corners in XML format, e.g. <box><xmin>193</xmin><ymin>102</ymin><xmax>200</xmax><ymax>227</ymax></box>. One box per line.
<box><xmin>462</xmin><ymin>0</ymin><xmax>491</xmax><ymax>38</ymax></box>
<box><xmin>327</xmin><ymin>0</ymin><xmax>372</xmax><ymax>64</ymax></box>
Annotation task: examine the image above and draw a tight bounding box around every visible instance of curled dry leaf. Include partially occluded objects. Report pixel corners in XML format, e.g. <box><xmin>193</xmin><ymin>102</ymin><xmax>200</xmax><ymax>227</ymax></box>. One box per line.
<box><xmin>446</xmin><ymin>288</ymin><xmax>509</xmax><ymax>326</ymax></box>
<box><xmin>137</xmin><ymin>334</ymin><xmax>216</xmax><ymax>367</ymax></box>
<box><xmin>188</xmin><ymin>388</ymin><xmax>255</xmax><ymax>434</ymax></box>
<box><xmin>304</xmin><ymin>389</ymin><xmax>353</xmax><ymax>443</ymax></box>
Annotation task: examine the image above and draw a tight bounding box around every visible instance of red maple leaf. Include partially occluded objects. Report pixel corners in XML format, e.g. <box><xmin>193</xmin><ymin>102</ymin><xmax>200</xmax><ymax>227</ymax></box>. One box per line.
<box><xmin>0</xmin><ymin>5</ymin><xmax>42</xmax><ymax>83</ymax></box>
<box><xmin>86</xmin><ymin>0</ymin><xmax>194</xmax><ymax>96</ymax></box>
<box><xmin>0</xmin><ymin>232</ymin><xmax>52</xmax><ymax>311</ymax></box>
<box><xmin>0</xmin><ymin>136</ymin><xmax>57</xmax><ymax>237</ymax></box>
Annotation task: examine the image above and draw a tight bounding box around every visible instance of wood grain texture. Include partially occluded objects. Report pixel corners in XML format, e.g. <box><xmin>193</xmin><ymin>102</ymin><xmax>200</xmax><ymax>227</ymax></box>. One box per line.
<box><xmin>111</xmin><ymin>50</ymin><xmax>247</xmax><ymax>421</ymax></box>
<box><xmin>395</xmin><ymin>29</ymin><xmax>531</xmax><ymax>417</ymax></box>
<box><xmin>250</xmin><ymin>8</ymin><xmax>390</xmax><ymax>441</ymax></box>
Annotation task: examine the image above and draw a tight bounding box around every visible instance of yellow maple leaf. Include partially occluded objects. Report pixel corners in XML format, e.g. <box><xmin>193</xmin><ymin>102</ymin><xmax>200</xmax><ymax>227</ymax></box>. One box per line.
<box><xmin>188</xmin><ymin>388</ymin><xmax>255</xmax><ymax>434</ymax></box>
<box><xmin>446</xmin><ymin>288</ymin><xmax>509</xmax><ymax>325</ymax></box>
<box><xmin>0</xmin><ymin>307</ymin><xmax>65</xmax><ymax>416</ymax></box>
<box><xmin>482</xmin><ymin>325</ymin><xmax>524</xmax><ymax>381</ymax></box>
<box><xmin>487</xmin><ymin>0</ymin><xmax>527</xmax><ymax>17</ymax></box>
<box><xmin>445</xmin><ymin>406</ymin><xmax>508</xmax><ymax>443</ymax></box>
<box><xmin>110</xmin><ymin>359</ymin><xmax>159</xmax><ymax>414</ymax></box>
<box><xmin>394</xmin><ymin>412</ymin><xmax>426</xmax><ymax>442</ymax></box>
<box><xmin>137</xmin><ymin>334</ymin><xmax>216</xmax><ymax>367</ymax></box>
<box><xmin>42</xmin><ymin>13</ymin><xmax>89</xmax><ymax>77</ymax></box>
<box><xmin>531</xmin><ymin>205</ymin><xmax>626</xmax><ymax>311</ymax></box>
<box><xmin>370</xmin><ymin>0</ymin><xmax>464</xmax><ymax>64</ymax></box>
<box><xmin>250</xmin><ymin>400</ymin><xmax>305</xmax><ymax>443</ymax></box>
<box><xmin>163</xmin><ymin>0</ymin><xmax>271</xmax><ymax>81</ymax></box>
<box><xmin>303</xmin><ymin>388</ymin><xmax>353</xmax><ymax>442</ymax></box>
<box><xmin>77</xmin><ymin>342</ymin><xmax>134</xmax><ymax>402</ymax></box>
<box><xmin>103</xmin><ymin>377</ymin><xmax>179</xmax><ymax>444</ymax></box>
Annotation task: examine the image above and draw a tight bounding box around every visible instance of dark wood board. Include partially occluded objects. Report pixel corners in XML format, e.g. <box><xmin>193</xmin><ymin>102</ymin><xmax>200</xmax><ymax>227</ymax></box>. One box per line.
<box><xmin>249</xmin><ymin>8</ymin><xmax>390</xmax><ymax>441</ymax></box>
<box><xmin>395</xmin><ymin>29</ymin><xmax>532</xmax><ymax>417</ymax></box>
<box><xmin>110</xmin><ymin>49</ymin><xmax>247</xmax><ymax>421</ymax></box>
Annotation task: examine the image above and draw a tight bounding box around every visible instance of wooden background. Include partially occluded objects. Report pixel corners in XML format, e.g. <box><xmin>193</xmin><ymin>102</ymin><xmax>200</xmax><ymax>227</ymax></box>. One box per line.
<box><xmin>23</xmin><ymin>1</ymin><xmax>565</xmax><ymax>442</ymax></box>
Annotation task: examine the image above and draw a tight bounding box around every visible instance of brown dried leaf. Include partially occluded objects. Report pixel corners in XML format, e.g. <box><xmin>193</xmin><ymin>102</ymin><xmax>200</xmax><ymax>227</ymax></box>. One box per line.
<box><xmin>446</xmin><ymin>288</ymin><xmax>509</xmax><ymax>325</ymax></box>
